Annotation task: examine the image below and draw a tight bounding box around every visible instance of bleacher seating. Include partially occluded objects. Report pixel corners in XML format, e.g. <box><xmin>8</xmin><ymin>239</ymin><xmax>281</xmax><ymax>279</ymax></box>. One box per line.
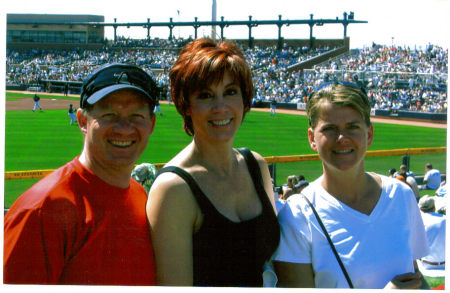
<box><xmin>6</xmin><ymin>38</ymin><xmax>447</xmax><ymax>113</ymax></box>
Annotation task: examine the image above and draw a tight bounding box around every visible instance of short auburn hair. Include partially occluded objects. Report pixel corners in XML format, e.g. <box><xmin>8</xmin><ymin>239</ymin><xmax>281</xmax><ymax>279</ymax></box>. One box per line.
<box><xmin>169</xmin><ymin>38</ymin><xmax>254</xmax><ymax>135</ymax></box>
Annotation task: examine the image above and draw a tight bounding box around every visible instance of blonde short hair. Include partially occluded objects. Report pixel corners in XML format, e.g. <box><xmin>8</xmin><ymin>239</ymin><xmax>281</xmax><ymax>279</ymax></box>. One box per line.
<box><xmin>307</xmin><ymin>82</ymin><xmax>371</xmax><ymax>129</ymax></box>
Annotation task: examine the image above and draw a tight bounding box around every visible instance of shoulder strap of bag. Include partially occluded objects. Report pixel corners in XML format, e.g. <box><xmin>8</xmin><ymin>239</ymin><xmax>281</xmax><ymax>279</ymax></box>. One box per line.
<box><xmin>300</xmin><ymin>193</ymin><xmax>354</xmax><ymax>288</ymax></box>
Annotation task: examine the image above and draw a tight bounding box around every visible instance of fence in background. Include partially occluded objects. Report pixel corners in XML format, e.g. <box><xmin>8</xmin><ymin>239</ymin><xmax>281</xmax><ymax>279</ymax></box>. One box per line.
<box><xmin>4</xmin><ymin>146</ymin><xmax>446</xmax><ymax>215</ymax></box>
<box><xmin>4</xmin><ymin>147</ymin><xmax>446</xmax><ymax>181</ymax></box>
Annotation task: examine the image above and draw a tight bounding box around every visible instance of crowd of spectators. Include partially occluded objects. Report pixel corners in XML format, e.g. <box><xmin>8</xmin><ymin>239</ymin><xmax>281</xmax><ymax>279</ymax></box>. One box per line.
<box><xmin>322</xmin><ymin>44</ymin><xmax>447</xmax><ymax>74</ymax></box>
<box><xmin>316</xmin><ymin>44</ymin><xmax>448</xmax><ymax>113</ymax></box>
<box><xmin>111</xmin><ymin>36</ymin><xmax>192</xmax><ymax>49</ymax></box>
<box><xmin>6</xmin><ymin>46</ymin><xmax>177</xmax><ymax>90</ymax></box>
<box><xmin>6</xmin><ymin>38</ymin><xmax>447</xmax><ymax>113</ymax></box>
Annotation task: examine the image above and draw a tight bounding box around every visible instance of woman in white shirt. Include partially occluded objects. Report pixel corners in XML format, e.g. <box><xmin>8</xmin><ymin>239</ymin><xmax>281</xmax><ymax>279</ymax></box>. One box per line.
<box><xmin>272</xmin><ymin>82</ymin><xmax>429</xmax><ymax>289</ymax></box>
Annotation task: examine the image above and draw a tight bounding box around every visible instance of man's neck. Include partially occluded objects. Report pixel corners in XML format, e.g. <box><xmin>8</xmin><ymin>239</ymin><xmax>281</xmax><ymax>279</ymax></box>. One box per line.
<box><xmin>78</xmin><ymin>151</ymin><xmax>132</xmax><ymax>189</ymax></box>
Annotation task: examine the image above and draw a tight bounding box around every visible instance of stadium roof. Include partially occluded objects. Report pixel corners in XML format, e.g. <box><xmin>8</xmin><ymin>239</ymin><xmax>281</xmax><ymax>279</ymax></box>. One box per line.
<box><xmin>7</xmin><ymin>14</ymin><xmax>104</xmax><ymax>24</ymax></box>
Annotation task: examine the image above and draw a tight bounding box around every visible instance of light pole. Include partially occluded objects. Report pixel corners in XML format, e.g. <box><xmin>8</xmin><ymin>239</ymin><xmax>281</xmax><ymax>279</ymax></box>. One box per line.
<box><xmin>212</xmin><ymin>0</ymin><xmax>217</xmax><ymax>40</ymax></box>
<box><xmin>177</xmin><ymin>10</ymin><xmax>180</xmax><ymax>39</ymax></box>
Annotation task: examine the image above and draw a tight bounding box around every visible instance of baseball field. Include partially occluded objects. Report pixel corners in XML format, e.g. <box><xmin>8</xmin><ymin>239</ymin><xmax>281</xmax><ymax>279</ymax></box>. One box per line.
<box><xmin>4</xmin><ymin>91</ymin><xmax>447</xmax><ymax>208</ymax></box>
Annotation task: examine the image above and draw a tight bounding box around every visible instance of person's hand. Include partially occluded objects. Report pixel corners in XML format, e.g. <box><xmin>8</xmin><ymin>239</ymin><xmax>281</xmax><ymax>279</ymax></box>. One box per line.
<box><xmin>384</xmin><ymin>272</ymin><xmax>423</xmax><ymax>289</ymax></box>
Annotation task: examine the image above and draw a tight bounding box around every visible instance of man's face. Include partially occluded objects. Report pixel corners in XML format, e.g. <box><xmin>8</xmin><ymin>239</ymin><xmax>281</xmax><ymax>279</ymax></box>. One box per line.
<box><xmin>78</xmin><ymin>89</ymin><xmax>155</xmax><ymax>174</ymax></box>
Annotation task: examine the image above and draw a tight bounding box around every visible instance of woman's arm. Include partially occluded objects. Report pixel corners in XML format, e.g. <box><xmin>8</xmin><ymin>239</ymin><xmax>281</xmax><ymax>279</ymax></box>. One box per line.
<box><xmin>384</xmin><ymin>261</ymin><xmax>429</xmax><ymax>289</ymax></box>
<box><xmin>273</xmin><ymin>261</ymin><xmax>315</xmax><ymax>287</ymax></box>
<box><xmin>252</xmin><ymin>150</ymin><xmax>278</xmax><ymax>215</ymax></box>
<box><xmin>146</xmin><ymin>173</ymin><xmax>199</xmax><ymax>286</ymax></box>
<box><xmin>415</xmin><ymin>260</ymin><xmax>431</xmax><ymax>289</ymax></box>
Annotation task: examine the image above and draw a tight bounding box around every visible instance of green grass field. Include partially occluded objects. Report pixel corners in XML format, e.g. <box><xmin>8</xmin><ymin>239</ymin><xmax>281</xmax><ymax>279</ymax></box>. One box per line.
<box><xmin>6</xmin><ymin>91</ymin><xmax>80</xmax><ymax>101</ymax></box>
<box><xmin>4</xmin><ymin>95</ymin><xmax>447</xmax><ymax>208</ymax></box>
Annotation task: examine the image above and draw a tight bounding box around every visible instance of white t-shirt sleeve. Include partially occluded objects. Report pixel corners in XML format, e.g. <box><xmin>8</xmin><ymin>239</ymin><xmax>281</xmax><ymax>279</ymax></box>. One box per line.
<box><xmin>407</xmin><ymin>193</ymin><xmax>430</xmax><ymax>259</ymax></box>
<box><xmin>272</xmin><ymin>195</ymin><xmax>312</xmax><ymax>264</ymax></box>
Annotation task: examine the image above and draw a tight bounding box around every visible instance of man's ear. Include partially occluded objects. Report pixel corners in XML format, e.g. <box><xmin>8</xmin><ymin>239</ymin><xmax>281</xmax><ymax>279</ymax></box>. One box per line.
<box><xmin>367</xmin><ymin>123</ymin><xmax>374</xmax><ymax>147</ymax></box>
<box><xmin>308</xmin><ymin>128</ymin><xmax>318</xmax><ymax>152</ymax></box>
<box><xmin>149</xmin><ymin>115</ymin><xmax>156</xmax><ymax>135</ymax></box>
<box><xmin>77</xmin><ymin>109</ymin><xmax>88</xmax><ymax>134</ymax></box>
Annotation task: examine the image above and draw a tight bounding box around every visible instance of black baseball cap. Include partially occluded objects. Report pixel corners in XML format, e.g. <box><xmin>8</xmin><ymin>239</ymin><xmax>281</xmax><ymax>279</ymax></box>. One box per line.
<box><xmin>80</xmin><ymin>63</ymin><xmax>159</xmax><ymax>109</ymax></box>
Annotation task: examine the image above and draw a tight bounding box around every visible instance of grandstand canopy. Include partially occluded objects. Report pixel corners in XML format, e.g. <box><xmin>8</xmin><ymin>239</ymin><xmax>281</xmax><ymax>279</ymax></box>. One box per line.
<box><xmin>7</xmin><ymin>14</ymin><xmax>104</xmax><ymax>24</ymax></box>
<box><xmin>7</xmin><ymin>14</ymin><xmax>105</xmax><ymax>49</ymax></box>
<box><xmin>6</xmin><ymin>13</ymin><xmax>367</xmax><ymax>50</ymax></box>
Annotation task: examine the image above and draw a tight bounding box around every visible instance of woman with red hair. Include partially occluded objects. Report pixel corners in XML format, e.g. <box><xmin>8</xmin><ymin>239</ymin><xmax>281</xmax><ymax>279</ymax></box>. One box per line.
<box><xmin>146</xmin><ymin>38</ymin><xmax>280</xmax><ymax>287</ymax></box>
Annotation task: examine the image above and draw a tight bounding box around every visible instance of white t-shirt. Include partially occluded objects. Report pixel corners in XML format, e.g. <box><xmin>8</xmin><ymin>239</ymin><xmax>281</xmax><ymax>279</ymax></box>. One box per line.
<box><xmin>419</xmin><ymin>212</ymin><xmax>446</xmax><ymax>269</ymax></box>
<box><xmin>275</xmin><ymin>199</ymin><xmax>285</xmax><ymax>213</ymax></box>
<box><xmin>424</xmin><ymin>169</ymin><xmax>441</xmax><ymax>189</ymax></box>
<box><xmin>273</xmin><ymin>174</ymin><xmax>429</xmax><ymax>289</ymax></box>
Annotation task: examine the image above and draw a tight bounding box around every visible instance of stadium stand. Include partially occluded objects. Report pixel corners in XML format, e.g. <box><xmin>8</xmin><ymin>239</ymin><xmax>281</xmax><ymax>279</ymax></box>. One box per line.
<box><xmin>6</xmin><ymin>38</ymin><xmax>447</xmax><ymax>114</ymax></box>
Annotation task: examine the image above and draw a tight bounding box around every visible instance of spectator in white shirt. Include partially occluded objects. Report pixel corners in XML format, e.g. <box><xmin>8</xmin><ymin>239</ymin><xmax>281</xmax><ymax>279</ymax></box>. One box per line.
<box><xmin>420</xmin><ymin>163</ymin><xmax>441</xmax><ymax>190</ymax></box>
<box><xmin>417</xmin><ymin>195</ymin><xmax>446</xmax><ymax>274</ymax></box>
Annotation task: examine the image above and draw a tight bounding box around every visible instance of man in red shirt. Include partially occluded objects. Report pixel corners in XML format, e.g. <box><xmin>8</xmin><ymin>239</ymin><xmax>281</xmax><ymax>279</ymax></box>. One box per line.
<box><xmin>4</xmin><ymin>63</ymin><xmax>159</xmax><ymax>285</ymax></box>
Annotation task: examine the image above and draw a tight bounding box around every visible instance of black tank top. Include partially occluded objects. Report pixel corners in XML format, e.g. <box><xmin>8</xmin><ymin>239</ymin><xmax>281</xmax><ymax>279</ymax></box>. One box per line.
<box><xmin>156</xmin><ymin>148</ymin><xmax>280</xmax><ymax>287</ymax></box>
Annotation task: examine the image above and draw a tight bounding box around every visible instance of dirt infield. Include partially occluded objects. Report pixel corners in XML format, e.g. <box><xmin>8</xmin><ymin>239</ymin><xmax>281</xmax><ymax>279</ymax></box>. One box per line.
<box><xmin>251</xmin><ymin>108</ymin><xmax>447</xmax><ymax>129</ymax></box>
<box><xmin>6</xmin><ymin>97</ymin><xmax>77</xmax><ymax>111</ymax></box>
<box><xmin>6</xmin><ymin>94</ymin><xmax>447</xmax><ymax>129</ymax></box>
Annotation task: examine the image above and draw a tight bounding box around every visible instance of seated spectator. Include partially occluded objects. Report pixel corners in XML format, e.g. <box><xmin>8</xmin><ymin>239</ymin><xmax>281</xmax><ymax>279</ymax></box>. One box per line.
<box><xmin>406</xmin><ymin>176</ymin><xmax>420</xmax><ymax>202</ymax></box>
<box><xmin>388</xmin><ymin>168</ymin><xmax>396</xmax><ymax>178</ymax></box>
<box><xmin>434</xmin><ymin>181</ymin><xmax>447</xmax><ymax>214</ymax></box>
<box><xmin>420</xmin><ymin>163</ymin><xmax>441</xmax><ymax>190</ymax></box>
<box><xmin>435</xmin><ymin>181</ymin><xmax>447</xmax><ymax>197</ymax></box>
<box><xmin>282</xmin><ymin>175</ymin><xmax>298</xmax><ymax>201</ymax></box>
<box><xmin>394</xmin><ymin>164</ymin><xmax>415</xmax><ymax>177</ymax></box>
<box><xmin>396</xmin><ymin>166</ymin><xmax>420</xmax><ymax>201</ymax></box>
<box><xmin>395</xmin><ymin>173</ymin><xmax>420</xmax><ymax>202</ymax></box>
<box><xmin>131</xmin><ymin>163</ymin><xmax>158</xmax><ymax>195</ymax></box>
<box><xmin>400</xmin><ymin>164</ymin><xmax>415</xmax><ymax>177</ymax></box>
<box><xmin>395</xmin><ymin>174</ymin><xmax>407</xmax><ymax>184</ymax></box>
<box><xmin>417</xmin><ymin>195</ymin><xmax>446</xmax><ymax>276</ymax></box>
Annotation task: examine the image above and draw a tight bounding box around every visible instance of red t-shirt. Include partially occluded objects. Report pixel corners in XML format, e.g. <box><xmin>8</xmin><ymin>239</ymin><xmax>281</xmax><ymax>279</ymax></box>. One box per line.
<box><xmin>4</xmin><ymin>157</ymin><xmax>156</xmax><ymax>285</ymax></box>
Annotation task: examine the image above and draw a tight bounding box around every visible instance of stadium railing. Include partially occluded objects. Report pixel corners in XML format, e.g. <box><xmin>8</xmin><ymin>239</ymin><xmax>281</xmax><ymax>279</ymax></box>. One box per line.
<box><xmin>4</xmin><ymin>147</ymin><xmax>446</xmax><ymax>180</ymax></box>
<box><xmin>3</xmin><ymin>146</ymin><xmax>447</xmax><ymax>215</ymax></box>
